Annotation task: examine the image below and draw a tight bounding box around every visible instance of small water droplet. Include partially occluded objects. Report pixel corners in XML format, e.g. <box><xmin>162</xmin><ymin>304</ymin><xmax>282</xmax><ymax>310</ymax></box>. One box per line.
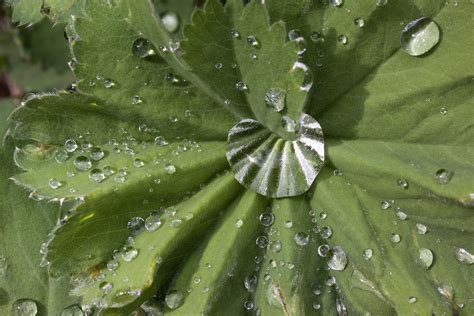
<box><xmin>89</xmin><ymin>169</ymin><xmax>105</xmax><ymax>183</ymax></box>
<box><xmin>415</xmin><ymin>223</ymin><xmax>428</xmax><ymax>235</ymax></box>
<box><xmin>90</xmin><ymin>147</ymin><xmax>105</xmax><ymax>161</ymax></box>
<box><xmin>269</xmin><ymin>240</ymin><xmax>282</xmax><ymax>253</ymax></box>
<box><xmin>294</xmin><ymin>232</ymin><xmax>310</xmax><ymax>246</ymax></box>
<box><xmin>264</xmin><ymin>88</ymin><xmax>286</xmax><ymax>112</ymax></box>
<box><xmin>376</xmin><ymin>0</ymin><xmax>388</xmax><ymax>6</ymax></box>
<box><xmin>284</xmin><ymin>220</ymin><xmax>293</xmax><ymax>228</ymax></box>
<box><xmin>327</xmin><ymin>246</ymin><xmax>347</xmax><ymax>271</ymax></box>
<box><xmin>338</xmin><ymin>35</ymin><xmax>348</xmax><ymax>45</ymax></box>
<box><xmin>400</xmin><ymin>17</ymin><xmax>440</xmax><ymax>56</ymax></box>
<box><xmin>164</xmin><ymin>164</ymin><xmax>176</xmax><ymax>174</ymax></box>
<box><xmin>65</xmin><ymin>139</ymin><xmax>78</xmax><ymax>152</ymax></box>
<box><xmin>234</xmin><ymin>218</ymin><xmax>244</xmax><ymax>228</ymax></box>
<box><xmin>380</xmin><ymin>200</ymin><xmax>391</xmax><ymax>210</ymax></box>
<box><xmin>354</xmin><ymin>17</ymin><xmax>365</xmax><ymax>28</ymax></box>
<box><xmin>104</xmin><ymin>79</ymin><xmax>116</xmax><ymax>88</ymax></box>
<box><xmin>60</xmin><ymin>304</ymin><xmax>84</xmax><ymax>316</ymax></box>
<box><xmin>363</xmin><ymin>248</ymin><xmax>373</xmax><ymax>260</ymax></box>
<box><xmin>235</xmin><ymin>81</ymin><xmax>248</xmax><ymax>91</ymax></box>
<box><xmin>230</xmin><ymin>29</ymin><xmax>240</xmax><ymax>39</ymax></box>
<box><xmin>243</xmin><ymin>301</ymin><xmax>254</xmax><ymax>310</ymax></box>
<box><xmin>408</xmin><ymin>296</ymin><xmax>417</xmax><ymax>304</ymax></box>
<box><xmin>12</xmin><ymin>299</ymin><xmax>38</xmax><ymax>316</ymax></box>
<box><xmin>390</xmin><ymin>233</ymin><xmax>401</xmax><ymax>243</ymax></box>
<box><xmin>396</xmin><ymin>210</ymin><xmax>408</xmax><ymax>220</ymax></box>
<box><xmin>310</xmin><ymin>31</ymin><xmax>323</xmax><ymax>42</ymax></box>
<box><xmin>329</xmin><ymin>0</ymin><xmax>344</xmax><ymax>7</ymax></box>
<box><xmin>48</xmin><ymin>178</ymin><xmax>62</xmax><ymax>189</ymax></box>
<box><xmin>246</xmin><ymin>35</ymin><xmax>260</xmax><ymax>48</ymax></box>
<box><xmin>73</xmin><ymin>156</ymin><xmax>92</xmax><ymax>171</ymax></box>
<box><xmin>100</xmin><ymin>281</ymin><xmax>113</xmax><ymax>294</ymax></box>
<box><xmin>165</xmin><ymin>290</ymin><xmax>184</xmax><ymax>309</ymax></box>
<box><xmin>168</xmin><ymin>40</ymin><xmax>180</xmax><ymax>53</ymax></box>
<box><xmin>132</xmin><ymin>38</ymin><xmax>156</xmax><ymax>58</ymax></box>
<box><xmin>397</xmin><ymin>178</ymin><xmax>409</xmax><ymax>189</ymax></box>
<box><xmin>440</xmin><ymin>107</ymin><xmax>448</xmax><ymax>115</ymax></box>
<box><xmin>131</xmin><ymin>95</ymin><xmax>143</xmax><ymax>105</ymax></box>
<box><xmin>435</xmin><ymin>168</ymin><xmax>453</xmax><ymax>184</ymax></box>
<box><xmin>122</xmin><ymin>246</ymin><xmax>139</xmax><ymax>261</ymax></box>
<box><xmin>417</xmin><ymin>248</ymin><xmax>434</xmax><ymax>269</ymax></box>
<box><xmin>259</xmin><ymin>212</ymin><xmax>275</xmax><ymax>227</ymax></box>
<box><xmin>161</xmin><ymin>12</ymin><xmax>180</xmax><ymax>33</ymax></box>
<box><xmin>133</xmin><ymin>158</ymin><xmax>145</xmax><ymax>168</ymax></box>
<box><xmin>288</xmin><ymin>29</ymin><xmax>307</xmax><ymax>55</ymax></box>
<box><xmin>320</xmin><ymin>226</ymin><xmax>333</xmax><ymax>239</ymax></box>
<box><xmin>318</xmin><ymin>244</ymin><xmax>331</xmax><ymax>257</ymax></box>
<box><xmin>256</xmin><ymin>236</ymin><xmax>269</xmax><ymax>248</ymax></box>
<box><xmin>244</xmin><ymin>275</ymin><xmax>258</xmax><ymax>292</ymax></box>
<box><xmin>128</xmin><ymin>217</ymin><xmax>145</xmax><ymax>233</ymax></box>
<box><xmin>145</xmin><ymin>213</ymin><xmax>162</xmax><ymax>232</ymax></box>
<box><xmin>454</xmin><ymin>247</ymin><xmax>473</xmax><ymax>265</ymax></box>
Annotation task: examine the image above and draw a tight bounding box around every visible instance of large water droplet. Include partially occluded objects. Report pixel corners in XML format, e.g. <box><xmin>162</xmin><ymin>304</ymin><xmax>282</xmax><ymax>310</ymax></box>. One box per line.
<box><xmin>132</xmin><ymin>38</ymin><xmax>156</xmax><ymax>58</ymax></box>
<box><xmin>415</xmin><ymin>223</ymin><xmax>428</xmax><ymax>235</ymax></box>
<box><xmin>294</xmin><ymin>232</ymin><xmax>310</xmax><ymax>246</ymax></box>
<box><xmin>65</xmin><ymin>139</ymin><xmax>78</xmax><ymax>153</ymax></box>
<box><xmin>400</xmin><ymin>17</ymin><xmax>440</xmax><ymax>56</ymax></box>
<box><xmin>89</xmin><ymin>169</ymin><xmax>105</xmax><ymax>183</ymax></box>
<box><xmin>327</xmin><ymin>246</ymin><xmax>348</xmax><ymax>271</ymax></box>
<box><xmin>122</xmin><ymin>246</ymin><xmax>139</xmax><ymax>261</ymax></box>
<box><xmin>226</xmin><ymin>113</ymin><xmax>325</xmax><ymax>198</ymax></box>
<box><xmin>12</xmin><ymin>299</ymin><xmax>38</xmax><ymax>316</ymax></box>
<box><xmin>265</xmin><ymin>88</ymin><xmax>286</xmax><ymax>112</ymax></box>
<box><xmin>90</xmin><ymin>147</ymin><xmax>105</xmax><ymax>161</ymax></box>
<box><xmin>145</xmin><ymin>213</ymin><xmax>162</xmax><ymax>232</ymax></box>
<box><xmin>259</xmin><ymin>212</ymin><xmax>275</xmax><ymax>227</ymax></box>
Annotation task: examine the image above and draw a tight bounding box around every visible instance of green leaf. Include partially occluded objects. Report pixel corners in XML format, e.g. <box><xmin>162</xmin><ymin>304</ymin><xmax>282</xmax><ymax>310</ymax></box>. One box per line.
<box><xmin>0</xmin><ymin>141</ymin><xmax>79</xmax><ymax>315</ymax></box>
<box><xmin>9</xmin><ymin>0</ymin><xmax>44</xmax><ymax>25</ymax></box>
<box><xmin>0</xmin><ymin>99</ymin><xmax>17</xmax><ymax>140</ymax></box>
<box><xmin>4</xmin><ymin>0</ymin><xmax>474</xmax><ymax>314</ymax></box>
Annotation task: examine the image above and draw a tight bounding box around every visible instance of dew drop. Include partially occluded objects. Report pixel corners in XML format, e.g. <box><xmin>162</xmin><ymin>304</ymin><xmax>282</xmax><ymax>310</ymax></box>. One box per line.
<box><xmin>131</xmin><ymin>95</ymin><xmax>143</xmax><ymax>105</ymax></box>
<box><xmin>165</xmin><ymin>290</ymin><xmax>184</xmax><ymax>309</ymax></box>
<box><xmin>440</xmin><ymin>107</ymin><xmax>448</xmax><ymax>115</ymax></box>
<box><xmin>234</xmin><ymin>218</ymin><xmax>244</xmax><ymax>228</ymax></box>
<box><xmin>230</xmin><ymin>30</ymin><xmax>240</xmax><ymax>39</ymax></box>
<box><xmin>246</xmin><ymin>35</ymin><xmax>260</xmax><ymax>48</ymax></box>
<box><xmin>310</xmin><ymin>31</ymin><xmax>323</xmax><ymax>42</ymax></box>
<box><xmin>327</xmin><ymin>246</ymin><xmax>347</xmax><ymax>271</ymax></box>
<box><xmin>354</xmin><ymin>17</ymin><xmax>365</xmax><ymax>28</ymax></box>
<box><xmin>0</xmin><ymin>254</ymin><xmax>7</xmax><ymax>276</ymax></box>
<box><xmin>396</xmin><ymin>210</ymin><xmax>408</xmax><ymax>220</ymax></box>
<box><xmin>133</xmin><ymin>158</ymin><xmax>145</xmax><ymax>168</ymax></box>
<box><xmin>294</xmin><ymin>232</ymin><xmax>310</xmax><ymax>246</ymax></box>
<box><xmin>400</xmin><ymin>17</ymin><xmax>440</xmax><ymax>56</ymax></box>
<box><xmin>161</xmin><ymin>12</ymin><xmax>180</xmax><ymax>33</ymax></box>
<box><xmin>288</xmin><ymin>29</ymin><xmax>307</xmax><ymax>55</ymax></box>
<box><xmin>390</xmin><ymin>233</ymin><xmax>401</xmax><ymax>243</ymax></box>
<box><xmin>244</xmin><ymin>275</ymin><xmax>258</xmax><ymax>292</ymax></box>
<box><xmin>132</xmin><ymin>38</ymin><xmax>156</xmax><ymax>58</ymax></box>
<box><xmin>145</xmin><ymin>213</ymin><xmax>162</xmax><ymax>232</ymax></box>
<box><xmin>264</xmin><ymin>88</ymin><xmax>286</xmax><ymax>112</ymax></box>
<box><xmin>12</xmin><ymin>299</ymin><xmax>38</xmax><ymax>316</ymax></box>
<box><xmin>128</xmin><ymin>217</ymin><xmax>145</xmax><ymax>233</ymax></box>
<box><xmin>284</xmin><ymin>220</ymin><xmax>293</xmax><ymax>228</ymax></box>
<box><xmin>376</xmin><ymin>0</ymin><xmax>388</xmax><ymax>6</ymax></box>
<box><xmin>122</xmin><ymin>246</ymin><xmax>139</xmax><ymax>261</ymax></box>
<box><xmin>363</xmin><ymin>248</ymin><xmax>373</xmax><ymax>260</ymax></box>
<box><xmin>338</xmin><ymin>35</ymin><xmax>348</xmax><ymax>45</ymax></box>
<box><xmin>454</xmin><ymin>247</ymin><xmax>473</xmax><ymax>265</ymax></box>
<box><xmin>65</xmin><ymin>139</ymin><xmax>78</xmax><ymax>152</ymax></box>
<box><xmin>48</xmin><ymin>178</ymin><xmax>62</xmax><ymax>189</ymax></box>
<box><xmin>320</xmin><ymin>226</ymin><xmax>333</xmax><ymax>239</ymax></box>
<box><xmin>73</xmin><ymin>156</ymin><xmax>92</xmax><ymax>171</ymax></box>
<box><xmin>89</xmin><ymin>169</ymin><xmax>105</xmax><ymax>183</ymax></box>
<box><xmin>397</xmin><ymin>178</ymin><xmax>409</xmax><ymax>189</ymax></box>
<box><xmin>164</xmin><ymin>164</ymin><xmax>176</xmax><ymax>174</ymax></box>
<box><xmin>380</xmin><ymin>200</ymin><xmax>391</xmax><ymax>210</ymax></box>
<box><xmin>329</xmin><ymin>0</ymin><xmax>344</xmax><ymax>7</ymax></box>
<box><xmin>90</xmin><ymin>147</ymin><xmax>105</xmax><ymax>161</ymax></box>
<box><xmin>417</xmin><ymin>248</ymin><xmax>434</xmax><ymax>269</ymax></box>
<box><xmin>259</xmin><ymin>212</ymin><xmax>275</xmax><ymax>227</ymax></box>
<box><xmin>435</xmin><ymin>169</ymin><xmax>453</xmax><ymax>184</ymax></box>
<box><xmin>99</xmin><ymin>281</ymin><xmax>113</xmax><ymax>294</ymax></box>
<box><xmin>270</xmin><ymin>240</ymin><xmax>282</xmax><ymax>253</ymax></box>
<box><xmin>415</xmin><ymin>223</ymin><xmax>428</xmax><ymax>235</ymax></box>
<box><xmin>235</xmin><ymin>81</ymin><xmax>248</xmax><ymax>91</ymax></box>
<box><xmin>104</xmin><ymin>79</ymin><xmax>116</xmax><ymax>89</ymax></box>
<box><xmin>60</xmin><ymin>304</ymin><xmax>84</xmax><ymax>316</ymax></box>
<box><xmin>256</xmin><ymin>236</ymin><xmax>269</xmax><ymax>248</ymax></box>
<box><xmin>317</xmin><ymin>244</ymin><xmax>331</xmax><ymax>257</ymax></box>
